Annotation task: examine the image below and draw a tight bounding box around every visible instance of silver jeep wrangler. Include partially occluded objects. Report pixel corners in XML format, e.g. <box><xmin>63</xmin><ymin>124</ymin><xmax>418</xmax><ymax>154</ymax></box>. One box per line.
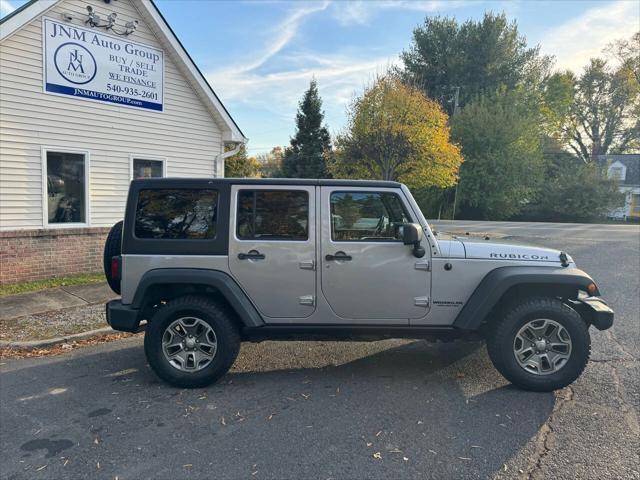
<box><xmin>104</xmin><ymin>178</ymin><xmax>613</xmax><ymax>391</ymax></box>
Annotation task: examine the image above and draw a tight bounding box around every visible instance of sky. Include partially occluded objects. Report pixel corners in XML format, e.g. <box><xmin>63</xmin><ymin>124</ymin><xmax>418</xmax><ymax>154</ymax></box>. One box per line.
<box><xmin>1</xmin><ymin>0</ymin><xmax>638</xmax><ymax>154</ymax></box>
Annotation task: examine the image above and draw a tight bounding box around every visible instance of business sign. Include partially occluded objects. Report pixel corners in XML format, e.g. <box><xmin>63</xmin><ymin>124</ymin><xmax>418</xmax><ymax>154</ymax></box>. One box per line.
<box><xmin>43</xmin><ymin>18</ymin><xmax>164</xmax><ymax>111</ymax></box>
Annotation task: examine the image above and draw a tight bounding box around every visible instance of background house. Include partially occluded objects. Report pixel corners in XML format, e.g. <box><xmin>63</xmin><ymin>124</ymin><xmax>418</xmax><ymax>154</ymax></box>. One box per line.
<box><xmin>599</xmin><ymin>154</ymin><xmax>640</xmax><ymax>221</ymax></box>
<box><xmin>0</xmin><ymin>0</ymin><xmax>246</xmax><ymax>285</ymax></box>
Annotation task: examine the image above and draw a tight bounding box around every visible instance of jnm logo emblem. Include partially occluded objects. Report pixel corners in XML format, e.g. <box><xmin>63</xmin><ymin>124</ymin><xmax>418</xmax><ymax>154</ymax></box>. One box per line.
<box><xmin>54</xmin><ymin>42</ymin><xmax>97</xmax><ymax>85</ymax></box>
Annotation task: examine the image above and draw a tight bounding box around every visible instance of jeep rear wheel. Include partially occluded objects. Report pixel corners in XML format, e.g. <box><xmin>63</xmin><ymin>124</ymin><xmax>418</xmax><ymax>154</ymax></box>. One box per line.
<box><xmin>486</xmin><ymin>297</ymin><xmax>590</xmax><ymax>392</ymax></box>
<box><xmin>144</xmin><ymin>296</ymin><xmax>241</xmax><ymax>388</ymax></box>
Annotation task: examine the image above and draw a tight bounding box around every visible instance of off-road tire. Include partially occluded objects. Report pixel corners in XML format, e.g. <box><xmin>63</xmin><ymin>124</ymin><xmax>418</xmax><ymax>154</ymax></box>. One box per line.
<box><xmin>486</xmin><ymin>297</ymin><xmax>590</xmax><ymax>392</ymax></box>
<box><xmin>144</xmin><ymin>295</ymin><xmax>241</xmax><ymax>388</ymax></box>
<box><xmin>103</xmin><ymin>221</ymin><xmax>123</xmax><ymax>294</ymax></box>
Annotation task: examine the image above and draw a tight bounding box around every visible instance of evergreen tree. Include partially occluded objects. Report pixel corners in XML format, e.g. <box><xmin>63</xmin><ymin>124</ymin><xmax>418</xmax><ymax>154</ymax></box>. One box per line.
<box><xmin>280</xmin><ymin>80</ymin><xmax>332</xmax><ymax>178</ymax></box>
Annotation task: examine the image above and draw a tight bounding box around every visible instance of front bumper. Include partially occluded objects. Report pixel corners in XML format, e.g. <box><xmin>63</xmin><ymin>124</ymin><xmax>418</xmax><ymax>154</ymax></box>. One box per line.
<box><xmin>577</xmin><ymin>296</ymin><xmax>614</xmax><ymax>331</ymax></box>
<box><xmin>106</xmin><ymin>300</ymin><xmax>141</xmax><ymax>333</ymax></box>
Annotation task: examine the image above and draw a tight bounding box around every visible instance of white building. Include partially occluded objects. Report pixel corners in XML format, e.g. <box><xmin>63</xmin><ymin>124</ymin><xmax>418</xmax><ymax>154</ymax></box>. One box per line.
<box><xmin>599</xmin><ymin>154</ymin><xmax>640</xmax><ymax>222</ymax></box>
<box><xmin>0</xmin><ymin>0</ymin><xmax>246</xmax><ymax>284</ymax></box>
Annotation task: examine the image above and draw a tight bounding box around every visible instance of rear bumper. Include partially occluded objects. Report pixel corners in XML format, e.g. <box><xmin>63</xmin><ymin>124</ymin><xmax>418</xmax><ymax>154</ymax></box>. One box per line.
<box><xmin>578</xmin><ymin>296</ymin><xmax>614</xmax><ymax>331</ymax></box>
<box><xmin>106</xmin><ymin>300</ymin><xmax>141</xmax><ymax>333</ymax></box>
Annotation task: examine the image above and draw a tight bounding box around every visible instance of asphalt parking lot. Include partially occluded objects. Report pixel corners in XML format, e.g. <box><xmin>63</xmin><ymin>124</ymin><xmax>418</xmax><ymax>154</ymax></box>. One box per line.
<box><xmin>1</xmin><ymin>221</ymin><xmax>638</xmax><ymax>480</ymax></box>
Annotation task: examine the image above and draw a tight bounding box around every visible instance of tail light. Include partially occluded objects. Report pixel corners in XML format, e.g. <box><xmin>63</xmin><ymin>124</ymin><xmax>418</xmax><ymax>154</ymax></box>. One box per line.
<box><xmin>111</xmin><ymin>256</ymin><xmax>121</xmax><ymax>281</ymax></box>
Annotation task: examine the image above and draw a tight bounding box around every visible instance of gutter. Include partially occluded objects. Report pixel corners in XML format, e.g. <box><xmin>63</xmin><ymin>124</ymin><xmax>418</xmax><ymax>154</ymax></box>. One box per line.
<box><xmin>215</xmin><ymin>141</ymin><xmax>244</xmax><ymax>178</ymax></box>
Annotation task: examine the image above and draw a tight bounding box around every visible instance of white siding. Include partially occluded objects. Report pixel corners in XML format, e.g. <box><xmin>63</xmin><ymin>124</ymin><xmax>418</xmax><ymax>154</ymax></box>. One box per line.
<box><xmin>0</xmin><ymin>0</ymin><xmax>226</xmax><ymax>230</ymax></box>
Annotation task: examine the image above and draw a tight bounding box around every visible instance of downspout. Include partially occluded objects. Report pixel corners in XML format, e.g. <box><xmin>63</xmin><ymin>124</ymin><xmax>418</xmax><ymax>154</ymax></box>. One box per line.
<box><xmin>215</xmin><ymin>141</ymin><xmax>243</xmax><ymax>178</ymax></box>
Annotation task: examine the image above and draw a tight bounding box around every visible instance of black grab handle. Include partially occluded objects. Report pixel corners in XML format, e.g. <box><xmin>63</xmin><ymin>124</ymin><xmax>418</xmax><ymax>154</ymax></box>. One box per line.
<box><xmin>238</xmin><ymin>250</ymin><xmax>265</xmax><ymax>260</ymax></box>
<box><xmin>325</xmin><ymin>252</ymin><xmax>352</xmax><ymax>261</ymax></box>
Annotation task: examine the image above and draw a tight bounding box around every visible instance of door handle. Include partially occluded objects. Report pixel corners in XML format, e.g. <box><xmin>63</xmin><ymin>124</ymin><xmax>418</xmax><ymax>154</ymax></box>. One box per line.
<box><xmin>325</xmin><ymin>251</ymin><xmax>352</xmax><ymax>261</ymax></box>
<box><xmin>238</xmin><ymin>250</ymin><xmax>265</xmax><ymax>260</ymax></box>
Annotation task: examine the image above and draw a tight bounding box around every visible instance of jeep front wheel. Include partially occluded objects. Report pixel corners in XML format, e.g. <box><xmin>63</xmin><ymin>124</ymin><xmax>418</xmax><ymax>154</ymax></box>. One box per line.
<box><xmin>486</xmin><ymin>297</ymin><xmax>590</xmax><ymax>392</ymax></box>
<box><xmin>144</xmin><ymin>296</ymin><xmax>241</xmax><ymax>388</ymax></box>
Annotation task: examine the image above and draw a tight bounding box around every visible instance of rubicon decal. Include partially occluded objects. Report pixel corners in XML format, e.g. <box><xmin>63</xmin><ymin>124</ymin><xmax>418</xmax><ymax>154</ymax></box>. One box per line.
<box><xmin>490</xmin><ymin>253</ymin><xmax>549</xmax><ymax>260</ymax></box>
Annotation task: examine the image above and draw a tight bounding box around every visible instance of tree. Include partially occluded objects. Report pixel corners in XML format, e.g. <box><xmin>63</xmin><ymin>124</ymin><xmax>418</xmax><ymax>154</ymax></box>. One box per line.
<box><xmin>224</xmin><ymin>144</ymin><xmax>261</xmax><ymax>178</ymax></box>
<box><xmin>560</xmin><ymin>58</ymin><xmax>639</xmax><ymax>162</ymax></box>
<box><xmin>451</xmin><ymin>88</ymin><xmax>545</xmax><ymax>220</ymax></box>
<box><xmin>256</xmin><ymin>146</ymin><xmax>284</xmax><ymax>178</ymax></box>
<box><xmin>401</xmin><ymin>13</ymin><xmax>552</xmax><ymax>114</ymax></box>
<box><xmin>522</xmin><ymin>145</ymin><xmax>623</xmax><ymax>222</ymax></box>
<box><xmin>608</xmin><ymin>31</ymin><xmax>640</xmax><ymax>84</ymax></box>
<box><xmin>331</xmin><ymin>75</ymin><xmax>463</xmax><ymax>190</ymax></box>
<box><xmin>280</xmin><ymin>80</ymin><xmax>332</xmax><ymax>178</ymax></box>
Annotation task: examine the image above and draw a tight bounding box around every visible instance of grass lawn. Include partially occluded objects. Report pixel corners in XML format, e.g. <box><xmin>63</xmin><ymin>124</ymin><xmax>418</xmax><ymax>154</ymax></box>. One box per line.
<box><xmin>0</xmin><ymin>272</ymin><xmax>105</xmax><ymax>297</ymax></box>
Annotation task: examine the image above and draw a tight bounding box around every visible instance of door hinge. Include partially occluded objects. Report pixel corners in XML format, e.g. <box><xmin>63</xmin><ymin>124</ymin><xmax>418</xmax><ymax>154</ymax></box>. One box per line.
<box><xmin>414</xmin><ymin>260</ymin><xmax>430</xmax><ymax>271</ymax></box>
<box><xmin>414</xmin><ymin>296</ymin><xmax>430</xmax><ymax>307</ymax></box>
<box><xmin>299</xmin><ymin>295</ymin><xmax>315</xmax><ymax>306</ymax></box>
<box><xmin>299</xmin><ymin>260</ymin><xmax>315</xmax><ymax>270</ymax></box>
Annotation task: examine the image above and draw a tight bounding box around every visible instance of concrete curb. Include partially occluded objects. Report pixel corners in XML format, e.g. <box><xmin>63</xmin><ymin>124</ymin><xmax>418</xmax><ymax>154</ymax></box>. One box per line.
<box><xmin>0</xmin><ymin>326</ymin><xmax>115</xmax><ymax>350</ymax></box>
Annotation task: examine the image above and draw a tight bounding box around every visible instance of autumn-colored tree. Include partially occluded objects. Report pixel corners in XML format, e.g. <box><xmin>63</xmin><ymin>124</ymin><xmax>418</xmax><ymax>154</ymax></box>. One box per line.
<box><xmin>224</xmin><ymin>144</ymin><xmax>261</xmax><ymax>178</ymax></box>
<box><xmin>331</xmin><ymin>75</ymin><xmax>463</xmax><ymax>189</ymax></box>
<box><xmin>257</xmin><ymin>146</ymin><xmax>284</xmax><ymax>178</ymax></box>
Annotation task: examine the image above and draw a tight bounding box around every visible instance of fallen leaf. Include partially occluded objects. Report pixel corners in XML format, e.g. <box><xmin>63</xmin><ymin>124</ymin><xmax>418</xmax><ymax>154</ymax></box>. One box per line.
<box><xmin>64</xmin><ymin>459</ymin><xmax>69</xmax><ymax>466</ymax></box>
<box><xmin>417</xmin><ymin>420</ymin><xmax>423</xmax><ymax>425</ymax></box>
<box><xmin>183</xmin><ymin>464</ymin><xmax>192</xmax><ymax>468</ymax></box>
<box><xmin>428</xmin><ymin>450</ymin><xmax>437</xmax><ymax>455</ymax></box>
<box><xmin>403</xmin><ymin>457</ymin><xmax>409</xmax><ymax>461</ymax></box>
<box><xmin>375</xmin><ymin>430</ymin><xmax>382</xmax><ymax>437</ymax></box>
<box><xmin>471</xmin><ymin>445</ymin><xmax>482</xmax><ymax>449</ymax></box>
<box><xmin>36</xmin><ymin>465</ymin><xmax>47</xmax><ymax>471</ymax></box>
<box><xmin>366</xmin><ymin>442</ymin><xmax>372</xmax><ymax>447</ymax></box>
<box><xmin>267</xmin><ymin>414</ymin><xmax>275</xmax><ymax>420</ymax></box>
<box><xmin>221</xmin><ymin>416</ymin><xmax>226</xmax><ymax>426</ymax></box>
<box><xmin>373</xmin><ymin>452</ymin><xmax>382</xmax><ymax>459</ymax></box>
<box><xmin>94</xmin><ymin>438</ymin><xmax>99</xmax><ymax>444</ymax></box>
<box><xmin>458</xmin><ymin>457</ymin><xmax>471</xmax><ymax>461</ymax></box>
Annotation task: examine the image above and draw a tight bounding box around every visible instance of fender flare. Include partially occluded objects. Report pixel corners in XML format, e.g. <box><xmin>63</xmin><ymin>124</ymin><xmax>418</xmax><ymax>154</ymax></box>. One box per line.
<box><xmin>453</xmin><ymin>266</ymin><xmax>598</xmax><ymax>331</ymax></box>
<box><xmin>131</xmin><ymin>268</ymin><xmax>264</xmax><ymax>328</ymax></box>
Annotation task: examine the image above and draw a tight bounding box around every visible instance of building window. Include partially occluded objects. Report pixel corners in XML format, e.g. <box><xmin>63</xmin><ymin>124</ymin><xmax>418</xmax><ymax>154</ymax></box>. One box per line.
<box><xmin>131</xmin><ymin>157</ymin><xmax>165</xmax><ymax>179</ymax></box>
<box><xmin>236</xmin><ymin>190</ymin><xmax>309</xmax><ymax>241</ymax></box>
<box><xmin>609</xmin><ymin>166</ymin><xmax>625</xmax><ymax>181</ymax></box>
<box><xmin>632</xmin><ymin>194</ymin><xmax>640</xmax><ymax>214</ymax></box>
<box><xmin>44</xmin><ymin>150</ymin><xmax>88</xmax><ymax>226</ymax></box>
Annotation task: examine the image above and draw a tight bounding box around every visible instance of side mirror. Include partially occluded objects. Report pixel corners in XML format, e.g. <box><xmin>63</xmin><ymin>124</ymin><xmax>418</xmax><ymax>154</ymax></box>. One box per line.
<box><xmin>401</xmin><ymin>223</ymin><xmax>426</xmax><ymax>258</ymax></box>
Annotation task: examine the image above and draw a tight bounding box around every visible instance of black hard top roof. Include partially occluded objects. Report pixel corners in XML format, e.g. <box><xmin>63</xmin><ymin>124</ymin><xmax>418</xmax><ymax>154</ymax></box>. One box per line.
<box><xmin>131</xmin><ymin>178</ymin><xmax>403</xmax><ymax>188</ymax></box>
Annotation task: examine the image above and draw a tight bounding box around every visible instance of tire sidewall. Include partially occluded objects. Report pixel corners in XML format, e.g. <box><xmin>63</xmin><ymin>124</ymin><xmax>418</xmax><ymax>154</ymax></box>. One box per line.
<box><xmin>144</xmin><ymin>300</ymin><xmax>238</xmax><ymax>388</ymax></box>
<box><xmin>492</xmin><ymin>301</ymin><xmax>590</xmax><ymax>391</ymax></box>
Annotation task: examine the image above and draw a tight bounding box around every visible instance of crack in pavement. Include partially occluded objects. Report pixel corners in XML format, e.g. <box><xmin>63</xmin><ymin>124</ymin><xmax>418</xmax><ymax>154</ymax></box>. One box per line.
<box><xmin>605</xmin><ymin>330</ymin><xmax>638</xmax><ymax>361</ymax></box>
<box><xmin>525</xmin><ymin>386</ymin><xmax>574</xmax><ymax>480</ymax></box>
<box><xmin>609</xmin><ymin>363</ymin><xmax>640</xmax><ymax>437</ymax></box>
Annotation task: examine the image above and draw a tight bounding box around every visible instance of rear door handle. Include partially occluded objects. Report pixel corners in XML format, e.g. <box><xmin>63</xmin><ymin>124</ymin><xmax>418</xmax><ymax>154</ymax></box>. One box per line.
<box><xmin>325</xmin><ymin>251</ymin><xmax>352</xmax><ymax>261</ymax></box>
<box><xmin>238</xmin><ymin>250</ymin><xmax>265</xmax><ymax>260</ymax></box>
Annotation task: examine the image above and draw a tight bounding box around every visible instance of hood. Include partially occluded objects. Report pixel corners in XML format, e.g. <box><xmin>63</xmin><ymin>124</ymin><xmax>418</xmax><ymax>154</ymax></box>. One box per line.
<box><xmin>459</xmin><ymin>240</ymin><xmax>573</xmax><ymax>265</ymax></box>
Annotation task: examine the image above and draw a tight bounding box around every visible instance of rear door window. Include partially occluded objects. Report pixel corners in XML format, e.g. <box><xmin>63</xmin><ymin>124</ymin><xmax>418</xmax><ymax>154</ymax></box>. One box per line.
<box><xmin>236</xmin><ymin>190</ymin><xmax>308</xmax><ymax>240</ymax></box>
<box><xmin>135</xmin><ymin>189</ymin><xmax>218</xmax><ymax>239</ymax></box>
